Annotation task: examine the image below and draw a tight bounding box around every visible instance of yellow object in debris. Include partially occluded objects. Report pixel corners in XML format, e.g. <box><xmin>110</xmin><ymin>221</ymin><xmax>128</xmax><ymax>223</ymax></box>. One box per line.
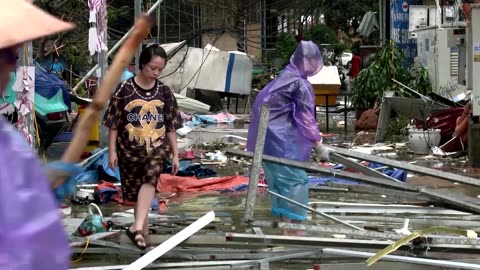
<box><xmin>77</xmin><ymin>107</ymin><xmax>99</xmax><ymax>152</ymax></box>
<box><xmin>366</xmin><ymin>227</ymin><xmax>478</xmax><ymax>266</ymax></box>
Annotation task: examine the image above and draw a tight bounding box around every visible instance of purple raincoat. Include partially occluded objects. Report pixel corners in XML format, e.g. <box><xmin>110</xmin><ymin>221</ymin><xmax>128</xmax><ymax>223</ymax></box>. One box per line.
<box><xmin>0</xmin><ymin>117</ymin><xmax>70</xmax><ymax>270</ymax></box>
<box><xmin>247</xmin><ymin>41</ymin><xmax>323</xmax><ymax>162</ymax></box>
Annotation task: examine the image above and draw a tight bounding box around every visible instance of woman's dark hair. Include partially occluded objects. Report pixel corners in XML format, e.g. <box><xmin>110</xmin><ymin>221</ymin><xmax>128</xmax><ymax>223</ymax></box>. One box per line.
<box><xmin>139</xmin><ymin>44</ymin><xmax>167</xmax><ymax>70</ymax></box>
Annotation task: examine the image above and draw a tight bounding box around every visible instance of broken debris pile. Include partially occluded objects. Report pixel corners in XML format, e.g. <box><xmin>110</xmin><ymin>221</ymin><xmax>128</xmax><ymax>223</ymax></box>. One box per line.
<box><xmin>66</xmin><ymin>138</ymin><xmax>480</xmax><ymax>270</ymax></box>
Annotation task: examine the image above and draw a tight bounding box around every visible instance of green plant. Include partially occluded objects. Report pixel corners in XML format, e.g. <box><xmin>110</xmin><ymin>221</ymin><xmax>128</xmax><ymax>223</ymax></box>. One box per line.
<box><xmin>409</xmin><ymin>64</ymin><xmax>432</xmax><ymax>96</ymax></box>
<box><xmin>276</xmin><ymin>32</ymin><xmax>297</xmax><ymax>67</ymax></box>
<box><xmin>333</xmin><ymin>42</ymin><xmax>349</xmax><ymax>55</ymax></box>
<box><xmin>383</xmin><ymin>116</ymin><xmax>410</xmax><ymax>142</ymax></box>
<box><xmin>350</xmin><ymin>41</ymin><xmax>411</xmax><ymax>108</ymax></box>
<box><xmin>252</xmin><ymin>70</ymin><xmax>276</xmax><ymax>90</ymax></box>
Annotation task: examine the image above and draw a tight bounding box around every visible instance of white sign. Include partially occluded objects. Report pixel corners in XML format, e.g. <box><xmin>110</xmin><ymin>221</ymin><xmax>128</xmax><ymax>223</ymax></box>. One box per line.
<box><xmin>474</xmin><ymin>42</ymin><xmax>480</xmax><ymax>53</ymax></box>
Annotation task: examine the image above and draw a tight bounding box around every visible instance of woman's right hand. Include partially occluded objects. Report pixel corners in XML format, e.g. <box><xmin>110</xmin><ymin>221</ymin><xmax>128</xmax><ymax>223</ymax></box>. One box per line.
<box><xmin>108</xmin><ymin>151</ymin><xmax>118</xmax><ymax>170</ymax></box>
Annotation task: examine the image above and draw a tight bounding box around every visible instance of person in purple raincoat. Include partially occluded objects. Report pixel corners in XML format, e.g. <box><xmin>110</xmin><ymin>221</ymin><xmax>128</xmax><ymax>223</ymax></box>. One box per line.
<box><xmin>247</xmin><ymin>41</ymin><xmax>334</xmax><ymax>235</ymax></box>
<box><xmin>0</xmin><ymin>1</ymin><xmax>74</xmax><ymax>269</ymax></box>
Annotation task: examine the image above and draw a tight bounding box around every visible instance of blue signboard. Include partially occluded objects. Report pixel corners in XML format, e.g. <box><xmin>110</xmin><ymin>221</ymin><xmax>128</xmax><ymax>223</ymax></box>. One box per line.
<box><xmin>391</xmin><ymin>0</ymin><xmax>419</xmax><ymax>65</ymax></box>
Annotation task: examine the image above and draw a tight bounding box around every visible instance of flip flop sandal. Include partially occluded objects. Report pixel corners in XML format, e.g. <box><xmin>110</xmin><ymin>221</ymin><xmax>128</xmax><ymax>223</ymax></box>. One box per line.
<box><xmin>126</xmin><ymin>229</ymin><xmax>147</xmax><ymax>250</ymax></box>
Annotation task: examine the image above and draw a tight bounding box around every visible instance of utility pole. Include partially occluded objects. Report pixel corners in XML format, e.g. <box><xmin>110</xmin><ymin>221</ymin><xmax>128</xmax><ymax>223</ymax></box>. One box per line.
<box><xmin>378</xmin><ymin>0</ymin><xmax>385</xmax><ymax>45</ymax></box>
<box><xmin>469</xmin><ymin>4</ymin><xmax>480</xmax><ymax>167</ymax></box>
<box><xmin>99</xmin><ymin>0</ymin><xmax>109</xmax><ymax>147</ymax></box>
<box><xmin>134</xmin><ymin>0</ymin><xmax>143</xmax><ymax>73</ymax></box>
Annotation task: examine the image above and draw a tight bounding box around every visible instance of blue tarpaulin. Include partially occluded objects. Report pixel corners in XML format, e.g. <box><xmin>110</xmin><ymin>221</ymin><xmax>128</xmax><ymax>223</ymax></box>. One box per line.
<box><xmin>74</xmin><ymin>150</ymin><xmax>120</xmax><ymax>184</ymax></box>
<box><xmin>74</xmin><ymin>151</ymin><xmax>217</xmax><ymax>184</ymax></box>
<box><xmin>35</xmin><ymin>63</ymin><xmax>72</xmax><ymax>111</ymax></box>
<box><xmin>163</xmin><ymin>160</ymin><xmax>217</xmax><ymax>178</ymax></box>
<box><xmin>308</xmin><ymin>162</ymin><xmax>407</xmax><ymax>186</ymax></box>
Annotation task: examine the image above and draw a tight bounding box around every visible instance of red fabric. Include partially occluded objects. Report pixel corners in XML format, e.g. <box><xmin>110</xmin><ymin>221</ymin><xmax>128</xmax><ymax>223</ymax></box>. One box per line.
<box><xmin>350</xmin><ymin>55</ymin><xmax>362</xmax><ymax>78</ymax></box>
<box><xmin>157</xmin><ymin>174</ymin><xmax>252</xmax><ymax>192</ymax></box>
<box><xmin>95</xmin><ymin>181</ymin><xmax>123</xmax><ymax>204</ymax></box>
<box><xmin>462</xmin><ymin>1</ymin><xmax>480</xmax><ymax>22</ymax></box>
<box><xmin>416</xmin><ymin>107</ymin><xmax>464</xmax><ymax>145</ymax></box>
<box><xmin>295</xmin><ymin>33</ymin><xmax>304</xmax><ymax>43</ymax></box>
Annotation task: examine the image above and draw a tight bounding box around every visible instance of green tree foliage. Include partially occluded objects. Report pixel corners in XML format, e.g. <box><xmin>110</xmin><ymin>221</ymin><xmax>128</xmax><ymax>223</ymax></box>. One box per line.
<box><xmin>33</xmin><ymin>0</ymin><xmax>133</xmax><ymax>72</ymax></box>
<box><xmin>276</xmin><ymin>32</ymin><xmax>298</xmax><ymax>66</ymax></box>
<box><xmin>322</xmin><ymin>0</ymin><xmax>378</xmax><ymax>35</ymax></box>
<box><xmin>351</xmin><ymin>41</ymin><xmax>432</xmax><ymax>108</ymax></box>
<box><xmin>304</xmin><ymin>24</ymin><xmax>338</xmax><ymax>45</ymax></box>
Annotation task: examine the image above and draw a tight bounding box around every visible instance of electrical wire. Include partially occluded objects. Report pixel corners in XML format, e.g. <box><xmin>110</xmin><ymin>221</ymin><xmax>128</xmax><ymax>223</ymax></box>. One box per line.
<box><xmin>159</xmin><ymin>45</ymin><xmax>190</xmax><ymax>79</ymax></box>
<box><xmin>70</xmin><ymin>238</ymin><xmax>90</xmax><ymax>263</ymax></box>
<box><xmin>178</xmin><ymin>31</ymin><xmax>225</xmax><ymax>93</ymax></box>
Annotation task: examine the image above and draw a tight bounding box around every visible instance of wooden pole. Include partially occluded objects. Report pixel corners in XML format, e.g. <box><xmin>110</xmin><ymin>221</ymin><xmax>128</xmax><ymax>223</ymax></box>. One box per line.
<box><xmin>244</xmin><ymin>104</ymin><xmax>269</xmax><ymax>222</ymax></box>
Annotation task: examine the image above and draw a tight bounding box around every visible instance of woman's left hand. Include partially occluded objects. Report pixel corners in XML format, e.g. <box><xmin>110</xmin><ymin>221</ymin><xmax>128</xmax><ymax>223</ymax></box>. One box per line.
<box><xmin>171</xmin><ymin>155</ymin><xmax>179</xmax><ymax>175</ymax></box>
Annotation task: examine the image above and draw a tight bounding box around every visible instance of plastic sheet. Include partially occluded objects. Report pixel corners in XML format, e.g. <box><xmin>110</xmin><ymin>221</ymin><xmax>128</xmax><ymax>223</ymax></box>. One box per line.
<box><xmin>0</xmin><ymin>117</ymin><xmax>70</xmax><ymax>270</ymax></box>
<box><xmin>46</xmin><ymin>161</ymin><xmax>84</xmax><ymax>202</ymax></box>
<box><xmin>93</xmin><ymin>181</ymin><xmax>123</xmax><ymax>204</ymax></box>
<box><xmin>247</xmin><ymin>41</ymin><xmax>323</xmax><ymax>162</ymax></box>
<box><xmin>74</xmin><ymin>150</ymin><xmax>121</xmax><ymax>184</ymax></box>
<box><xmin>331</xmin><ymin>162</ymin><xmax>407</xmax><ymax>182</ymax></box>
<box><xmin>34</xmin><ymin>62</ymin><xmax>72</xmax><ymax>111</ymax></box>
<box><xmin>187</xmin><ymin>111</ymin><xmax>237</xmax><ymax>127</ymax></box>
<box><xmin>157</xmin><ymin>174</ymin><xmax>255</xmax><ymax>192</ymax></box>
<box><xmin>163</xmin><ymin>160</ymin><xmax>217</xmax><ymax>178</ymax></box>
<box><xmin>262</xmin><ymin>161</ymin><xmax>309</xmax><ymax>221</ymax></box>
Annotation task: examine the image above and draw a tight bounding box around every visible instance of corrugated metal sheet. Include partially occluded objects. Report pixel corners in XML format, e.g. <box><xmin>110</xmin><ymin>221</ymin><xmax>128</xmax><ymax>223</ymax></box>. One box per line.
<box><xmin>357</xmin><ymin>11</ymin><xmax>379</xmax><ymax>37</ymax></box>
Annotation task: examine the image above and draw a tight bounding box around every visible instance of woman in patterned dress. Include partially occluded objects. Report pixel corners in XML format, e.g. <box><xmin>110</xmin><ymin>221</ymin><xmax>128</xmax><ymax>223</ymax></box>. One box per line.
<box><xmin>103</xmin><ymin>44</ymin><xmax>182</xmax><ymax>249</ymax></box>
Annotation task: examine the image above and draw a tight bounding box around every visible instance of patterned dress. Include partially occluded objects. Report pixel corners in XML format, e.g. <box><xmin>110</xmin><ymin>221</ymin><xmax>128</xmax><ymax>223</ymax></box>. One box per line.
<box><xmin>103</xmin><ymin>78</ymin><xmax>182</xmax><ymax>202</ymax></box>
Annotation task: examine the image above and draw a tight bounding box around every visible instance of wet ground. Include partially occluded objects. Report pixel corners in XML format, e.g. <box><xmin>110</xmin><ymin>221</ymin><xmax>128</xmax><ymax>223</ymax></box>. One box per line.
<box><xmin>48</xmin><ymin>115</ymin><xmax>480</xmax><ymax>269</ymax></box>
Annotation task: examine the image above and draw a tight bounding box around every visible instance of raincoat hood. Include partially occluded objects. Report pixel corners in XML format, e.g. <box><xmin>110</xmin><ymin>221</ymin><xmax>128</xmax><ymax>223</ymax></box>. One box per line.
<box><xmin>290</xmin><ymin>40</ymin><xmax>323</xmax><ymax>78</ymax></box>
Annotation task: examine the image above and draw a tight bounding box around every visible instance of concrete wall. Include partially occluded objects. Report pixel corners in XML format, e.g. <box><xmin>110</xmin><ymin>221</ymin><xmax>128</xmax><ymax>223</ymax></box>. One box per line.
<box><xmin>199</xmin><ymin>1</ymin><xmax>262</xmax><ymax>60</ymax></box>
<box><xmin>201</xmin><ymin>32</ymin><xmax>238</xmax><ymax>51</ymax></box>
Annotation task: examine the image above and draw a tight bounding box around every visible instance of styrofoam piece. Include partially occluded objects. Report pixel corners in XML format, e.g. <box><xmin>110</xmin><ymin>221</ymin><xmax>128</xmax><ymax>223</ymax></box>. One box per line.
<box><xmin>307</xmin><ymin>66</ymin><xmax>341</xmax><ymax>86</ymax></box>
<box><xmin>122</xmin><ymin>211</ymin><xmax>215</xmax><ymax>270</ymax></box>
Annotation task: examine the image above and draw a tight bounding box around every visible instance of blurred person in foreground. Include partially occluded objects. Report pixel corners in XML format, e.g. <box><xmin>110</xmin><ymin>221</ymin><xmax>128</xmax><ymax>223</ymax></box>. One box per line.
<box><xmin>247</xmin><ymin>41</ymin><xmax>334</xmax><ymax>235</ymax></box>
<box><xmin>0</xmin><ymin>1</ymin><xmax>74</xmax><ymax>269</ymax></box>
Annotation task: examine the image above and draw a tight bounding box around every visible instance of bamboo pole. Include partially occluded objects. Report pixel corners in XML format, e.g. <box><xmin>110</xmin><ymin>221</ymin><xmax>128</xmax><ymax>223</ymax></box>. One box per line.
<box><xmin>52</xmin><ymin>15</ymin><xmax>153</xmax><ymax>188</ymax></box>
